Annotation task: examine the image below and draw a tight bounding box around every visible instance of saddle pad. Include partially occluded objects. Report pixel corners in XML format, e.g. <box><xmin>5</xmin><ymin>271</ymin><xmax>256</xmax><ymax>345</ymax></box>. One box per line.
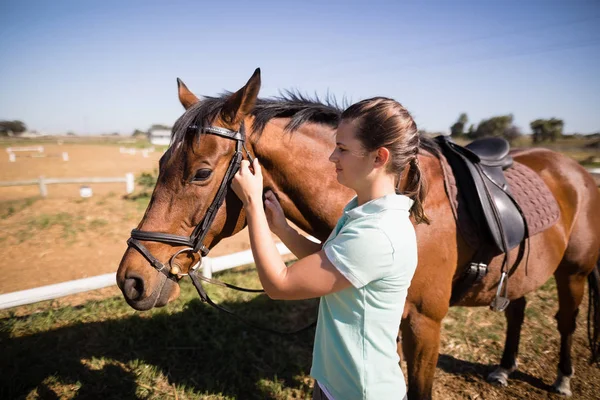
<box><xmin>439</xmin><ymin>152</ymin><xmax>560</xmax><ymax>249</ymax></box>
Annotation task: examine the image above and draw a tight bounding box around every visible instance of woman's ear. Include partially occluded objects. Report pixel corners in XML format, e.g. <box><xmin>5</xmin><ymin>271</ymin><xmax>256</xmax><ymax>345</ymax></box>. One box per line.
<box><xmin>374</xmin><ymin>147</ymin><xmax>390</xmax><ymax>168</ymax></box>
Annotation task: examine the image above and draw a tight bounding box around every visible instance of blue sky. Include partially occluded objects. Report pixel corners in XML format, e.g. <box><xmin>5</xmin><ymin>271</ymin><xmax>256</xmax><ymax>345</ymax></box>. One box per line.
<box><xmin>1</xmin><ymin>0</ymin><xmax>599</xmax><ymax>135</ymax></box>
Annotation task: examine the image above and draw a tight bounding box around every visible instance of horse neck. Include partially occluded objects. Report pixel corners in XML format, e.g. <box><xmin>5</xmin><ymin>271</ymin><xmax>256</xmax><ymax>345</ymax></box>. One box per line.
<box><xmin>250</xmin><ymin>119</ymin><xmax>354</xmax><ymax>241</ymax></box>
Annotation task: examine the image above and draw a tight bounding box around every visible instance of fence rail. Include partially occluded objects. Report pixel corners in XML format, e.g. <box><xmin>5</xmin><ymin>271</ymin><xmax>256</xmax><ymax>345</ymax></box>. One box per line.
<box><xmin>589</xmin><ymin>168</ymin><xmax>600</xmax><ymax>185</ymax></box>
<box><xmin>0</xmin><ymin>243</ymin><xmax>297</xmax><ymax>310</ymax></box>
<box><xmin>0</xmin><ymin>168</ymin><xmax>598</xmax><ymax>310</ymax></box>
<box><xmin>0</xmin><ymin>173</ymin><xmax>135</xmax><ymax>196</ymax></box>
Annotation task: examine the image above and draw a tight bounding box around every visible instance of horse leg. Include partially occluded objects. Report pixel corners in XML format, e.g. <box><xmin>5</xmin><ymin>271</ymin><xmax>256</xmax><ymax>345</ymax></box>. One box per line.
<box><xmin>401</xmin><ymin>310</ymin><xmax>442</xmax><ymax>400</ymax></box>
<box><xmin>552</xmin><ymin>269</ymin><xmax>587</xmax><ymax>397</ymax></box>
<box><xmin>487</xmin><ymin>296</ymin><xmax>526</xmax><ymax>386</ymax></box>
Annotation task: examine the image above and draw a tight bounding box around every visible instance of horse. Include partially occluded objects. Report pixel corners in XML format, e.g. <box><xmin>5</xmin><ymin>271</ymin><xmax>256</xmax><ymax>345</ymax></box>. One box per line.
<box><xmin>116</xmin><ymin>68</ymin><xmax>600</xmax><ymax>399</ymax></box>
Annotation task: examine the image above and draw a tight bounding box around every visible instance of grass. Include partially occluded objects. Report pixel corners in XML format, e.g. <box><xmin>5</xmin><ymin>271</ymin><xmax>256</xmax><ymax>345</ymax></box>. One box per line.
<box><xmin>0</xmin><ymin>208</ymin><xmax>112</xmax><ymax>244</ymax></box>
<box><xmin>0</xmin><ymin>197</ymin><xmax>40</xmax><ymax>219</ymax></box>
<box><xmin>3</xmin><ymin>265</ymin><xmax>593</xmax><ymax>400</ymax></box>
<box><xmin>1</xmin><ymin>265</ymin><xmax>318</xmax><ymax>400</ymax></box>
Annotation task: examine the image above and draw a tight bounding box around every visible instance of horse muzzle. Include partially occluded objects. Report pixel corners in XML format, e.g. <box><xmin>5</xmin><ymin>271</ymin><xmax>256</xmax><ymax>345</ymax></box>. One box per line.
<box><xmin>121</xmin><ymin>269</ymin><xmax>180</xmax><ymax>311</ymax></box>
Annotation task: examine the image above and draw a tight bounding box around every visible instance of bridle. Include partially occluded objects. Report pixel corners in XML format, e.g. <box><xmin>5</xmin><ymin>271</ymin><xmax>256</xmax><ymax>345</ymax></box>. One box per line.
<box><xmin>127</xmin><ymin>122</ymin><xmax>253</xmax><ymax>268</ymax></box>
<box><xmin>125</xmin><ymin>121</ymin><xmax>315</xmax><ymax>335</ymax></box>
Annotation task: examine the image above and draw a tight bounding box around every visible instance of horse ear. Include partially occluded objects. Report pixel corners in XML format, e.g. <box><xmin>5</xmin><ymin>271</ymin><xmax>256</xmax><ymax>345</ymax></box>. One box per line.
<box><xmin>177</xmin><ymin>78</ymin><xmax>199</xmax><ymax>110</ymax></box>
<box><xmin>221</xmin><ymin>68</ymin><xmax>261</xmax><ymax>124</ymax></box>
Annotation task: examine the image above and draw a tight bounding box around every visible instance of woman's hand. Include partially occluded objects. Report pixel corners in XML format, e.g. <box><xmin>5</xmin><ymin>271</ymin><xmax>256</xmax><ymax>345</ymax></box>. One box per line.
<box><xmin>264</xmin><ymin>190</ymin><xmax>289</xmax><ymax>236</ymax></box>
<box><xmin>232</xmin><ymin>158</ymin><xmax>263</xmax><ymax>208</ymax></box>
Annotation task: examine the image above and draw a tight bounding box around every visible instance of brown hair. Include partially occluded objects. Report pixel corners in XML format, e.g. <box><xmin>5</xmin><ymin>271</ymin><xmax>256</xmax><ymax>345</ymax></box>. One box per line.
<box><xmin>341</xmin><ymin>97</ymin><xmax>429</xmax><ymax>224</ymax></box>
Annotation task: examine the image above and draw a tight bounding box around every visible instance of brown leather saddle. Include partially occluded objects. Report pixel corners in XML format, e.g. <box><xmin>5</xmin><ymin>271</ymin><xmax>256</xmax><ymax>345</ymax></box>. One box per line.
<box><xmin>435</xmin><ymin>135</ymin><xmax>548</xmax><ymax>311</ymax></box>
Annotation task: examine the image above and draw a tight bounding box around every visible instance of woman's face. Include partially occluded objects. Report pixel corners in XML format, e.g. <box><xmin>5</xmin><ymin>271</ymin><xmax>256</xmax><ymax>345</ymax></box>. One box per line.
<box><xmin>329</xmin><ymin>119</ymin><xmax>374</xmax><ymax>190</ymax></box>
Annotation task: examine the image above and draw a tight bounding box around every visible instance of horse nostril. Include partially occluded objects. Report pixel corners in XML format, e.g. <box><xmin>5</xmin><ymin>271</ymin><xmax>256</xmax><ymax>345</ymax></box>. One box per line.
<box><xmin>124</xmin><ymin>277</ymin><xmax>144</xmax><ymax>300</ymax></box>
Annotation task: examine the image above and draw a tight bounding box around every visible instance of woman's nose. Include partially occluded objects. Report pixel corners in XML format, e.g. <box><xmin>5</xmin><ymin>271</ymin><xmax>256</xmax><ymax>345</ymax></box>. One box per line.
<box><xmin>329</xmin><ymin>149</ymin><xmax>337</xmax><ymax>163</ymax></box>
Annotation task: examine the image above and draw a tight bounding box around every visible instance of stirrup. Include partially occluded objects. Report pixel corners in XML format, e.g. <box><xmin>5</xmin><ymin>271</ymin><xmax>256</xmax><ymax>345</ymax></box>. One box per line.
<box><xmin>490</xmin><ymin>271</ymin><xmax>510</xmax><ymax>312</ymax></box>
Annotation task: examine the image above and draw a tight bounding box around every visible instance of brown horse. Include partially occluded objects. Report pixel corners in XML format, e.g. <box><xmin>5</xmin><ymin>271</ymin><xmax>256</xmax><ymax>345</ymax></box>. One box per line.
<box><xmin>116</xmin><ymin>69</ymin><xmax>600</xmax><ymax>399</ymax></box>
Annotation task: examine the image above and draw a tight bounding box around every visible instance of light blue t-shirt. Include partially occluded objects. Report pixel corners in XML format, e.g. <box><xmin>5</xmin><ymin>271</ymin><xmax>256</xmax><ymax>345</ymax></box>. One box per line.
<box><xmin>310</xmin><ymin>193</ymin><xmax>418</xmax><ymax>400</ymax></box>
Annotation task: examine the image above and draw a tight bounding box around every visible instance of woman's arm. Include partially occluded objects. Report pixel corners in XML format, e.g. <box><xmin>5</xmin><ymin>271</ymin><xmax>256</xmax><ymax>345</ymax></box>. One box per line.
<box><xmin>277</xmin><ymin>226</ymin><xmax>323</xmax><ymax>259</ymax></box>
<box><xmin>263</xmin><ymin>190</ymin><xmax>322</xmax><ymax>259</ymax></box>
<box><xmin>232</xmin><ymin>159</ymin><xmax>351</xmax><ymax>300</ymax></box>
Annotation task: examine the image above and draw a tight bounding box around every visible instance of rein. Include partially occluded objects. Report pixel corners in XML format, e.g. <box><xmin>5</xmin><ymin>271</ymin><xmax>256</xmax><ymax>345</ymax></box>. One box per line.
<box><xmin>127</xmin><ymin>122</ymin><xmax>316</xmax><ymax>336</ymax></box>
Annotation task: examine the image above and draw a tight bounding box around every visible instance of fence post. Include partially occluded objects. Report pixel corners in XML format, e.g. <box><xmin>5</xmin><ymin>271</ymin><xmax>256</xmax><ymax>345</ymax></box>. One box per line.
<box><xmin>38</xmin><ymin>176</ymin><xmax>48</xmax><ymax>197</ymax></box>
<box><xmin>125</xmin><ymin>173</ymin><xmax>135</xmax><ymax>194</ymax></box>
<box><xmin>201</xmin><ymin>258</ymin><xmax>213</xmax><ymax>279</ymax></box>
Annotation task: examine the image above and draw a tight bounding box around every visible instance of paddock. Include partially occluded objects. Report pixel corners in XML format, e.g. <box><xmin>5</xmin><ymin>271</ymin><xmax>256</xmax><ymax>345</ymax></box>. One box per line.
<box><xmin>1</xmin><ymin>140</ymin><xmax>599</xmax><ymax>399</ymax></box>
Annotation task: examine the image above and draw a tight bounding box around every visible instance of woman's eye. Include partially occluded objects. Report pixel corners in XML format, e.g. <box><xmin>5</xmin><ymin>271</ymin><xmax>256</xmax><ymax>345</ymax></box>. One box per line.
<box><xmin>193</xmin><ymin>169</ymin><xmax>212</xmax><ymax>181</ymax></box>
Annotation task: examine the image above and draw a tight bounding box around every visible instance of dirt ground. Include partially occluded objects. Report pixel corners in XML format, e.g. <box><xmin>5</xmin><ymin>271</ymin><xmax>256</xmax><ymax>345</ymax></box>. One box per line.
<box><xmin>2</xmin><ymin>141</ymin><xmax>599</xmax><ymax>399</ymax></box>
<box><xmin>0</xmin><ymin>143</ymin><xmax>256</xmax><ymax>293</ymax></box>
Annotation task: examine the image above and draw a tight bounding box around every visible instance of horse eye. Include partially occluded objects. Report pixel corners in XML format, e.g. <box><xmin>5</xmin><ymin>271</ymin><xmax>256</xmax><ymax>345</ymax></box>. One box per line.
<box><xmin>193</xmin><ymin>169</ymin><xmax>212</xmax><ymax>181</ymax></box>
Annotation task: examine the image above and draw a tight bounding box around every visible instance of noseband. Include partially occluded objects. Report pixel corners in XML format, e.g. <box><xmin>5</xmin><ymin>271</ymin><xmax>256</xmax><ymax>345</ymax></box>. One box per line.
<box><xmin>127</xmin><ymin>122</ymin><xmax>253</xmax><ymax>278</ymax></box>
<box><xmin>124</xmin><ymin>122</ymin><xmax>316</xmax><ymax>335</ymax></box>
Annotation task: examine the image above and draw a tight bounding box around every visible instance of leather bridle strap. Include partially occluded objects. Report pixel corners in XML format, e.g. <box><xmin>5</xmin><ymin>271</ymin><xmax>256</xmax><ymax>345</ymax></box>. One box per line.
<box><xmin>127</xmin><ymin>237</ymin><xmax>169</xmax><ymax>275</ymax></box>
<box><xmin>189</xmin><ymin>268</ymin><xmax>316</xmax><ymax>336</ymax></box>
<box><xmin>128</xmin><ymin>122</ymin><xmax>252</xmax><ymax>259</ymax></box>
<box><xmin>126</xmin><ymin>122</ymin><xmax>316</xmax><ymax>335</ymax></box>
<box><xmin>188</xmin><ymin>145</ymin><xmax>243</xmax><ymax>254</ymax></box>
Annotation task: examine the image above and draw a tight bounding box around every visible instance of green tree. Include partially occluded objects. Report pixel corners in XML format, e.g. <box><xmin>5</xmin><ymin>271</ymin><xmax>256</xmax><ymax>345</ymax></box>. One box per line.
<box><xmin>0</xmin><ymin>120</ymin><xmax>27</xmax><ymax>135</ymax></box>
<box><xmin>450</xmin><ymin>113</ymin><xmax>468</xmax><ymax>138</ymax></box>
<box><xmin>149</xmin><ymin>124</ymin><xmax>171</xmax><ymax>131</ymax></box>
<box><xmin>503</xmin><ymin>126</ymin><xmax>522</xmax><ymax>144</ymax></box>
<box><xmin>132</xmin><ymin>129</ymin><xmax>147</xmax><ymax>137</ymax></box>
<box><xmin>467</xmin><ymin>124</ymin><xmax>475</xmax><ymax>137</ymax></box>
<box><xmin>530</xmin><ymin>118</ymin><xmax>564</xmax><ymax>143</ymax></box>
<box><xmin>470</xmin><ymin>115</ymin><xmax>514</xmax><ymax>140</ymax></box>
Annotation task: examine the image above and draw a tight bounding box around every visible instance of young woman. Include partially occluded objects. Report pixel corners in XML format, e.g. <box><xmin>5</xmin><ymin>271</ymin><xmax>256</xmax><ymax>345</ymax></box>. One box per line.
<box><xmin>231</xmin><ymin>97</ymin><xmax>428</xmax><ymax>400</ymax></box>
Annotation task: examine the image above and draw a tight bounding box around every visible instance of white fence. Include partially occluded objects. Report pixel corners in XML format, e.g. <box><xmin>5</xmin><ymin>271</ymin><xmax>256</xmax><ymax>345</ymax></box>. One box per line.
<box><xmin>0</xmin><ymin>242</ymin><xmax>296</xmax><ymax>310</ymax></box>
<box><xmin>9</xmin><ymin>151</ymin><xmax>69</xmax><ymax>162</ymax></box>
<box><xmin>5</xmin><ymin>146</ymin><xmax>69</xmax><ymax>162</ymax></box>
<box><xmin>6</xmin><ymin>146</ymin><xmax>44</xmax><ymax>153</ymax></box>
<box><xmin>0</xmin><ymin>168</ymin><xmax>598</xmax><ymax>310</ymax></box>
<box><xmin>0</xmin><ymin>173</ymin><xmax>135</xmax><ymax>197</ymax></box>
<box><xmin>119</xmin><ymin>146</ymin><xmax>155</xmax><ymax>157</ymax></box>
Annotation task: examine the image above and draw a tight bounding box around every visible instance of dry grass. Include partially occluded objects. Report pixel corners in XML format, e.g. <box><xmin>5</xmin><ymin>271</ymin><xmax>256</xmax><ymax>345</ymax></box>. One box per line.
<box><xmin>2</xmin><ymin>268</ymin><xmax>599</xmax><ymax>399</ymax></box>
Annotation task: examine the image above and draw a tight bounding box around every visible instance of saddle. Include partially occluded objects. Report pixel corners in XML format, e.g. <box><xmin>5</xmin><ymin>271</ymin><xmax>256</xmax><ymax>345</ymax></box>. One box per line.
<box><xmin>436</xmin><ymin>136</ymin><xmax>526</xmax><ymax>254</ymax></box>
<box><xmin>435</xmin><ymin>135</ymin><xmax>526</xmax><ymax>311</ymax></box>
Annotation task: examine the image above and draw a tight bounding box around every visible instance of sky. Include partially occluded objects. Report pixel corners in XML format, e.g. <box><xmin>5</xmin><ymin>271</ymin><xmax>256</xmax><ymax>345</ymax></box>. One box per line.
<box><xmin>1</xmin><ymin>0</ymin><xmax>599</xmax><ymax>135</ymax></box>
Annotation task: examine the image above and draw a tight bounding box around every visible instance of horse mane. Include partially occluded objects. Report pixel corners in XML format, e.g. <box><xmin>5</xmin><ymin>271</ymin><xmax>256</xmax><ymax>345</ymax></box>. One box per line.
<box><xmin>170</xmin><ymin>90</ymin><xmax>440</xmax><ymax>158</ymax></box>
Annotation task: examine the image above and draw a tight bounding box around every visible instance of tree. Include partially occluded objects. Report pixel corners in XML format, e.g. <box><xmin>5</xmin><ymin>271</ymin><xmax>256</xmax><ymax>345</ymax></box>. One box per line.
<box><xmin>503</xmin><ymin>125</ymin><xmax>522</xmax><ymax>144</ymax></box>
<box><xmin>149</xmin><ymin>124</ymin><xmax>171</xmax><ymax>131</ymax></box>
<box><xmin>470</xmin><ymin>115</ymin><xmax>514</xmax><ymax>140</ymax></box>
<box><xmin>530</xmin><ymin>118</ymin><xmax>564</xmax><ymax>143</ymax></box>
<box><xmin>132</xmin><ymin>129</ymin><xmax>147</xmax><ymax>137</ymax></box>
<box><xmin>450</xmin><ymin>113</ymin><xmax>468</xmax><ymax>138</ymax></box>
<box><xmin>0</xmin><ymin>120</ymin><xmax>27</xmax><ymax>136</ymax></box>
<box><xmin>467</xmin><ymin>124</ymin><xmax>475</xmax><ymax>137</ymax></box>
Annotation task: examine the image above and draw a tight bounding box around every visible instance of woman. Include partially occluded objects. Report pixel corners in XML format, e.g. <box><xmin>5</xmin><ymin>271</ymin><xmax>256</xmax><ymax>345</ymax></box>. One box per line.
<box><xmin>231</xmin><ymin>97</ymin><xmax>428</xmax><ymax>400</ymax></box>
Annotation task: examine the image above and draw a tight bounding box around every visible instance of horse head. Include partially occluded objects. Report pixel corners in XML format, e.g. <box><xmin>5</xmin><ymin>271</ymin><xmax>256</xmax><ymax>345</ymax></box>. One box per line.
<box><xmin>116</xmin><ymin>69</ymin><xmax>261</xmax><ymax>310</ymax></box>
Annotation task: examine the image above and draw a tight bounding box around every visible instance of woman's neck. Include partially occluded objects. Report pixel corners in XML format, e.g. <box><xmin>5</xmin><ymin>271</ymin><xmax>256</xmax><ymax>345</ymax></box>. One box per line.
<box><xmin>355</xmin><ymin>175</ymin><xmax>397</xmax><ymax>206</ymax></box>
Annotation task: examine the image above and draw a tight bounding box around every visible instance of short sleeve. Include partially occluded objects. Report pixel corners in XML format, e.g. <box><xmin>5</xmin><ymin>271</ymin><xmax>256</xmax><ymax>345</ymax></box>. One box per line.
<box><xmin>323</xmin><ymin>224</ymin><xmax>394</xmax><ymax>288</ymax></box>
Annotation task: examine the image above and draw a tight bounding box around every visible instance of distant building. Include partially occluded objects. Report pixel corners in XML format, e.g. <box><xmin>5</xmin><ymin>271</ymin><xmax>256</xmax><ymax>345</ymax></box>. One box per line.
<box><xmin>149</xmin><ymin>128</ymin><xmax>171</xmax><ymax>146</ymax></box>
<box><xmin>20</xmin><ymin>130</ymin><xmax>48</xmax><ymax>138</ymax></box>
